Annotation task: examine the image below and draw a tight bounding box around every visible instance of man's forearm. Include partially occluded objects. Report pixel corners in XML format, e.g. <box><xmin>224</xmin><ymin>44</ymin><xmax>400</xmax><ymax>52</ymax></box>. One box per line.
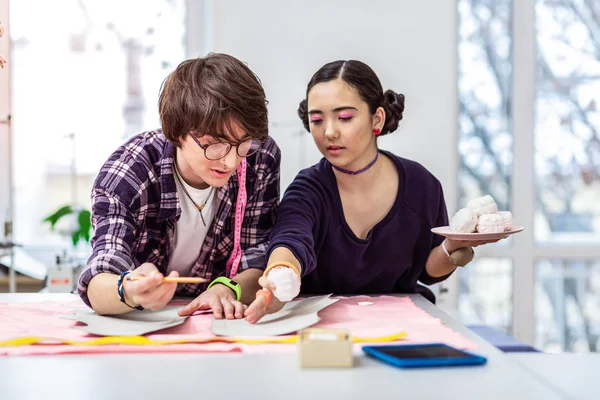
<box><xmin>229</xmin><ymin>268</ymin><xmax>263</xmax><ymax>305</ymax></box>
<box><xmin>88</xmin><ymin>273</ymin><xmax>134</xmax><ymax>315</ymax></box>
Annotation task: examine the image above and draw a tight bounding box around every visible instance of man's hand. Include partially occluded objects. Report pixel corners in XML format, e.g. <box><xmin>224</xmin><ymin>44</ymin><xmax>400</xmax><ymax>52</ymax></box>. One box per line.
<box><xmin>178</xmin><ymin>283</ymin><xmax>246</xmax><ymax>319</ymax></box>
<box><xmin>122</xmin><ymin>263</ymin><xmax>178</xmax><ymax>311</ymax></box>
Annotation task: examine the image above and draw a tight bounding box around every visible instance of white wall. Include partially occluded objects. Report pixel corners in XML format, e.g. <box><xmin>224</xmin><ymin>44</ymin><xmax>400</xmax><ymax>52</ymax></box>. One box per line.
<box><xmin>191</xmin><ymin>0</ymin><xmax>458</xmax><ymax>216</ymax></box>
<box><xmin>188</xmin><ymin>0</ymin><xmax>460</xmax><ymax>307</ymax></box>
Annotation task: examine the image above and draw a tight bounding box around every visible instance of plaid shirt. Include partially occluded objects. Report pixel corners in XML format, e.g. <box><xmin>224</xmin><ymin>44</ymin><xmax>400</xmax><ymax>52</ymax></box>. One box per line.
<box><xmin>78</xmin><ymin>130</ymin><xmax>280</xmax><ymax>307</ymax></box>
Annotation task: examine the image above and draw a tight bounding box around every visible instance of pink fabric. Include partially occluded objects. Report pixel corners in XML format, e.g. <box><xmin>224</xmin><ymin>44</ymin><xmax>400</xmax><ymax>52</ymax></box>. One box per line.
<box><xmin>316</xmin><ymin>295</ymin><xmax>476</xmax><ymax>351</ymax></box>
<box><xmin>0</xmin><ymin>300</ymin><xmax>239</xmax><ymax>356</ymax></box>
<box><xmin>0</xmin><ymin>296</ymin><xmax>476</xmax><ymax>356</ymax></box>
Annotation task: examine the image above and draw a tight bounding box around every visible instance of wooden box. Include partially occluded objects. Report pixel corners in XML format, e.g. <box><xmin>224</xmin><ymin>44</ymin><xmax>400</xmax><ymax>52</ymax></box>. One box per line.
<box><xmin>298</xmin><ymin>328</ymin><xmax>353</xmax><ymax>368</ymax></box>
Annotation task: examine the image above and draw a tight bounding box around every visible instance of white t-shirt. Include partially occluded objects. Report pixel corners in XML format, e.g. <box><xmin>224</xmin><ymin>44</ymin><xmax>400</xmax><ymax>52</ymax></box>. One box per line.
<box><xmin>166</xmin><ymin>170</ymin><xmax>217</xmax><ymax>276</ymax></box>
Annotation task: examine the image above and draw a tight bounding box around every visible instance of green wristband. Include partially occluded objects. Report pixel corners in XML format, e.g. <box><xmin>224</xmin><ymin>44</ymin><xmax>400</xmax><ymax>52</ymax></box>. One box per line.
<box><xmin>207</xmin><ymin>276</ymin><xmax>242</xmax><ymax>301</ymax></box>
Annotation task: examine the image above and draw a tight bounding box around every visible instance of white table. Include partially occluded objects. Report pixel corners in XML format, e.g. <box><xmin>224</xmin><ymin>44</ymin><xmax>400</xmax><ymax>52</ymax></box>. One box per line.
<box><xmin>0</xmin><ymin>293</ymin><xmax>575</xmax><ymax>400</ymax></box>
<box><xmin>510</xmin><ymin>353</ymin><xmax>600</xmax><ymax>400</ymax></box>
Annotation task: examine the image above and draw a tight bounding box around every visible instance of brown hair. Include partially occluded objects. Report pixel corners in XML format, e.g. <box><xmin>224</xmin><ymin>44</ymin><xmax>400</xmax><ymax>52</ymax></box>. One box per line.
<box><xmin>159</xmin><ymin>53</ymin><xmax>268</xmax><ymax>146</ymax></box>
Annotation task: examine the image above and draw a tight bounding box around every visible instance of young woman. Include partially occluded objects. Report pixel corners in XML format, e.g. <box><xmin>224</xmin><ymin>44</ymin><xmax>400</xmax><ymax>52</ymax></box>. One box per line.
<box><xmin>245</xmin><ymin>60</ymin><xmax>497</xmax><ymax>323</ymax></box>
<box><xmin>79</xmin><ymin>53</ymin><xmax>280</xmax><ymax>319</ymax></box>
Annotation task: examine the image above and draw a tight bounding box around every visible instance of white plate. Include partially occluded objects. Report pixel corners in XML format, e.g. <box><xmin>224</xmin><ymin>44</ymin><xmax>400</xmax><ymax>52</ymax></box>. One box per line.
<box><xmin>431</xmin><ymin>225</ymin><xmax>524</xmax><ymax>241</ymax></box>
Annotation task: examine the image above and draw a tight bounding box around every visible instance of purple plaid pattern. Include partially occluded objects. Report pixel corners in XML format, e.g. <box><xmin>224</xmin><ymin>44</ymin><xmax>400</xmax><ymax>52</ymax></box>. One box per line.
<box><xmin>78</xmin><ymin>130</ymin><xmax>280</xmax><ymax>307</ymax></box>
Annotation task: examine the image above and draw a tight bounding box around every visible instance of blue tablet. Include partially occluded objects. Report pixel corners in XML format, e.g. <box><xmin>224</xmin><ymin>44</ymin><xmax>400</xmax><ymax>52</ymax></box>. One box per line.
<box><xmin>362</xmin><ymin>343</ymin><xmax>487</xmax><ymax>368</ymax></box>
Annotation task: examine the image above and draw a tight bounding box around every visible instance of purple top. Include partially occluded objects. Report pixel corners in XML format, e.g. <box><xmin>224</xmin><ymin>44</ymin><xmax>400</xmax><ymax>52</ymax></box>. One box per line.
<box><xmin>267</xmin><ymin>151</ymin><xmax>451</xmax><ymax>296</ymax></box>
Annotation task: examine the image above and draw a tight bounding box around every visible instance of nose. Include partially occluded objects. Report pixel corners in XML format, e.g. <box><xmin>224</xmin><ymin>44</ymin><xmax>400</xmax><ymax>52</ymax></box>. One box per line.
<box><xmin>221</xmin><ymin>146</ymin><xmax>240</xmax><ymax>171</ymax></box>
<box><xmin>324</xmin><ymin>121</ymin><xmax>338</xmax><ymax>140</ymax></box>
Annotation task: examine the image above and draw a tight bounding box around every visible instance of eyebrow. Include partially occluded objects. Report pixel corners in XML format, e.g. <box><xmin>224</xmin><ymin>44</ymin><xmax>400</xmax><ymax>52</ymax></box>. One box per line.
<box><xmin>308</xmin><ymin>106</ymin><xmax>358</xmax><ymax>115</ymax></box>
<box><xmin>204</xmin><ymin>134</ymin><xmax>253</xmax><ymax>143</ymax></box>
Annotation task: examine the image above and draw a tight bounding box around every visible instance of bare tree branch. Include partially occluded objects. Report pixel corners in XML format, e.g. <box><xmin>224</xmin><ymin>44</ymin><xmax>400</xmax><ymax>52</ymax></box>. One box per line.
<box><xmin>459</xmin><ymin>99</ymin><xmax>511</xmax><ymax>207</ymax></box>
<box><xmin>471</xmin><ymin>4</ymin><xmax>511</xmax><ymax>115</ymax></box>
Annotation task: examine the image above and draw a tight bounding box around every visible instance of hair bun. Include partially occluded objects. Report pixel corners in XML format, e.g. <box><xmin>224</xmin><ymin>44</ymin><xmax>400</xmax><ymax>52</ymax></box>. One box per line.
<box><xmin>297</xmin><ymin>99</ymin><xmax>310</xmax><ymax>132</ymax></box>
<box><xmin>381</xmin><ymin>90</ymin><xmax>405</xmax><ymax>135</ymax></box>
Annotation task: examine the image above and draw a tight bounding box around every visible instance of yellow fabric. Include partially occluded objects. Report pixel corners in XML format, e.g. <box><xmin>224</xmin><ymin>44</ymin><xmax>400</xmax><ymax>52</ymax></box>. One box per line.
<box><xmin>0</xmin><ymin>331</ymin><xmax>406</xmax><ymax>347</ymax></box>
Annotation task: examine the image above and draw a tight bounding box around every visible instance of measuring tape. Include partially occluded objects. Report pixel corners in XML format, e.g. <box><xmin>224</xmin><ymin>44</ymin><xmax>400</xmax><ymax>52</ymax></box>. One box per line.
<box><xmin>225</xmin><ymin>158</ymin><xmax>247</xmax><ymax>279</ymax></box>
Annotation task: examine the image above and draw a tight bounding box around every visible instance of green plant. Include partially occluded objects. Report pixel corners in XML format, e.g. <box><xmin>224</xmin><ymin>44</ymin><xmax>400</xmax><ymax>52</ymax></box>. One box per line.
<box><xmin>43</xmin><ymin>205</ymin><xmax>92</xmax><ymax>246</ymax></box>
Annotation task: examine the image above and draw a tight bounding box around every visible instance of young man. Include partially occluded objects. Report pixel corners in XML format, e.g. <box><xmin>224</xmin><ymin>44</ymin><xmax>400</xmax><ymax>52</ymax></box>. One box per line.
<box><xmin>78</xmin><ymin>53</ymin><xmax>281</xmax><ymax>319</ymax></box>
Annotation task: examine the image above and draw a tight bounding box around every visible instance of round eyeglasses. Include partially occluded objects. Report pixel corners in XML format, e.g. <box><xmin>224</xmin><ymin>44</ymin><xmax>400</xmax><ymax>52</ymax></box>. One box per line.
<box><xmin>190</xmin><ymin>135</ymin><xmax>264</xmax><ymax>161</ymax></box>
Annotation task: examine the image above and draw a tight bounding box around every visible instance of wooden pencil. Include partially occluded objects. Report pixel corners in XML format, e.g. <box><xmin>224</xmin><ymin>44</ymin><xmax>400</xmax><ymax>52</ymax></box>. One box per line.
<box><xmin>127</xmin><ymin>276</ymin><xmax>209</xmax><ymax>284</ymax></box>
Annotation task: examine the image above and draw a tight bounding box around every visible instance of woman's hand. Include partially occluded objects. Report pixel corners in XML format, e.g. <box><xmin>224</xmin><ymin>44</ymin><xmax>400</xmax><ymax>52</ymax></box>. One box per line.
<box><xmin>243</xmin><ymin>276</ymin><xmax>285</xmax><ymax>324</ymax></box>
<box><xmin>444</xmin><ymin>236</ymin><xmax>508</xmax><ymax>253</ymax></box>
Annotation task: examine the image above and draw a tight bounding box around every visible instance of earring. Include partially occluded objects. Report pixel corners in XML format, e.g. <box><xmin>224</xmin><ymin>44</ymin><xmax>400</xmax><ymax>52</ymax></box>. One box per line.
<box><xmin>373</xmin><ymin>128</ymin><xmax>381</xmax><ymax>136</ymax></box>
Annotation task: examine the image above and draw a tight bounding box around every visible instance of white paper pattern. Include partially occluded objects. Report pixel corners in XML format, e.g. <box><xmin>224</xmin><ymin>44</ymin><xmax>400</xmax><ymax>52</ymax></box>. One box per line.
<box><xmin>61</xmin><ymin>306</ymin><xmax>188</xmax><ymax>336</ymax></box>
<box><xmin>212</xmin><ymin>295</ymin><xmax>338</xmax><ymax>337</ymax></box>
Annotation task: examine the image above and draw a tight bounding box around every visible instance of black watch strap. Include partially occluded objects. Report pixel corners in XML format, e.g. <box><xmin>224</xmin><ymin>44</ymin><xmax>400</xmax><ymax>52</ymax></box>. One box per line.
<box><xmin>117</xmin><ymin>271</ymin><xmax>144</xmax><ymax>310</ymax></box>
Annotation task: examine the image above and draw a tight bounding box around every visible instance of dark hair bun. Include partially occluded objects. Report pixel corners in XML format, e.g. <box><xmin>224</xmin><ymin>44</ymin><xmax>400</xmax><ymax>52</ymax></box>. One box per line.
<box><xmin>381</xmin><ymin>90</ymin><xmax>405</xmax><ymax>135</ymax></box>
<box><xmin>298</xmin><ymin>99</ymin><xmax>310</xmax><ymax>132</ymax></box>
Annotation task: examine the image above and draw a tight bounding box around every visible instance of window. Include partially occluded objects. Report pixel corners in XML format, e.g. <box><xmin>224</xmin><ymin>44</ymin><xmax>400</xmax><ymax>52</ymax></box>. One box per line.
<box><xmin>458</xmin><ymin>0</ymin><xmax>600</xmax><ymax>352</ymax></box>
<box><xmin>459</xmin><ymin>258</ymin><xmax>513</xmax><ymax>333</ymax></box>
<box><xmin>533</xmin><ymin>0</ymin><xmax>600</xmax><ymax>353</ymax></box>
<box><xmin>535</xmin><ymin>0</ymin><xmax>600</xmax><ymax>245</ymax></box>
<box><xmin>457</xmin><ymin>0</ymin><xmax>514</xmax><ymax>333</ymax></box>
<box><xmin>458</xmin><ymin>0</ymin><xmax>513</xmax><ymax>213</ymax></box>
<box><xmin>536</xmin><ymin>259</ymin><xmax>600</xmax><ymax>352</ymax></box>
<box><xmin>10</xmin><ymin>0</ymin><xmax>186</xmax><ymax>262</ymax></box>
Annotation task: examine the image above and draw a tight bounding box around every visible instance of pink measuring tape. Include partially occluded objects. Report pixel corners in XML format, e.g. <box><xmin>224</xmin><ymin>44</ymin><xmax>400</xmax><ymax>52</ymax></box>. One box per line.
<box><xmin>225</xmin><ymin>158</ymin><xmax>247</xmax><ymax>278</ymax></box>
